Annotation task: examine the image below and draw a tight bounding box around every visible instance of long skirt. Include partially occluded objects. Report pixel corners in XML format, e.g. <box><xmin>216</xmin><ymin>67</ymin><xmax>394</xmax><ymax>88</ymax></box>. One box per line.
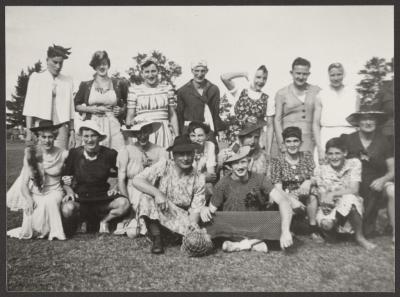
<box><xmin>92</xmin><ymin>112</ymin><xmax>126</xmax><ymax>151</ymax></box>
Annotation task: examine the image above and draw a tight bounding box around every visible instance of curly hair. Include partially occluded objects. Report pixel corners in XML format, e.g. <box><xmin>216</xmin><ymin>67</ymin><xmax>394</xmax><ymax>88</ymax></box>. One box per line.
<box><xmin>47</xmin><ymin>44</ymin><xmax>71</xmax><ymax>59</ymax></box>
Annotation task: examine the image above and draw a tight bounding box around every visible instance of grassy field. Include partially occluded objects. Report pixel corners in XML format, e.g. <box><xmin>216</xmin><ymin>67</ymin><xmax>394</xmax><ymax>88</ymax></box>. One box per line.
<box><xmin>6</xmin><ymin>141</ymin><xmax>395</xmax><ymax>292</ymax></box>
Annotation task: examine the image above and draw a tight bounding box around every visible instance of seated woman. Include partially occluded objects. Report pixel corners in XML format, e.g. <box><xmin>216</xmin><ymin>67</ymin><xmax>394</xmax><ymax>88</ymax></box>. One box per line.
<box><xmin>74</xmin><ymin>50</ymin><xmax>128</xmax><ymax>150</ymax></box>
<box><xmin>115</xmin><ymin>120</ymin><xmax>168</xmax><ymax>236</ymax></box>
<box><xmin>7</xmin><ymin>120</ymin><xmax>69</xmax><ymax>240</ymax></box>
<box><xmin>340</xmin><ymin>106</ymin><xmax>394</xmax><ymax>241</ymax></box>
<box><xmin>200</xmin><ymin>146</ymin><xmax>293</xmax><ymax>252</ymax></box>
<box><xmin>187</xmin><ymin>121</ymin><xmax>217</xmax><ymax>201</ymax></box>
<box><xmin>313</xmin><ymin>137</ymin><xmax>376</xmax><ymax>250</ymax></box>
<box><xmin>131</xmin><ymin>136</ymin><xmax>206</xmax><ymax>254</ymax></box>
<box><xmin>270</xmin><ymin>126</ymin><xmax>320</xmax><ymax>240</ymax></box>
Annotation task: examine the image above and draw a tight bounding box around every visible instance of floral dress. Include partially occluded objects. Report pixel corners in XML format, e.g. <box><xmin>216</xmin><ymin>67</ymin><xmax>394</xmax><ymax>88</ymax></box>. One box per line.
<box><xmin>234</xmin><ymin>89</ymin><xmax>269</xmax><ymax>125</ymax></box>
<box><xmin>135</xmin><ymin>159</ymin><xmax>206</xmax><ymax>235</ymax></box>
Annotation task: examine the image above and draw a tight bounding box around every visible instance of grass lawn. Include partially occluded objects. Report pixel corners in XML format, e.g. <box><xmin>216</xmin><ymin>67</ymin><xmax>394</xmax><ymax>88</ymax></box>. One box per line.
<box><xmin>6</xmin><ymin>141</ymin><xmax>395</xmax><ymax>292</ymax></box>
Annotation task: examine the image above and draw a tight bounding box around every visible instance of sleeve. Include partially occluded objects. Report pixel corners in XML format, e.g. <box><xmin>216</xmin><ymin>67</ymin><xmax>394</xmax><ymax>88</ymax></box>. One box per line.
<box><xmin>210</xmin><ymin>178</ymin><xmax>226</xmax><ymax>209</ymax></box>
<box><xmin>189</xmin><ymin>174</ymin><xmax>206</xmax><ymax>213</ymax></box>
<box><xmin>127</xmin><ymin>87</ymin><xmax>138</xmax><ymax>110</ymax></box>
<box><xmin>205</xmin><ymin>141</ymin><xmax>217</xmax><ymax>168</ymax></box>
<box><xmin>176</xmin><ymin>89</ymin><xmax>185</xmax><ymax>133</ymax></box>
<box><xmin>136</xmin><ymin>158</ymin><xmax>168</xmax><ymax>183</ymax></box>
<box><xmin>73</xmin><ymin>82</ymin><xmax>87</xmax><ymax>107</ymax></box>
<box><xmin>266</xmin><ymin>94</ymin><xmax>275</xmax><ymax>117</ymax></box>
<box><xmin>349</xmin><ymin>159</ymin><xmax>362</xmax><ymax>183</ymax></box>
<box><xmin>270</xmin><ymin>157</ymin><xmax>282</xmax><ymax>184</ymax></box>
<box><xmin>207</xmin><ymin>85</ymin><xmax>227</xmax><ymax>132</ymax></box>
<box><xmin>62</xmin><ymin>148</ymin><xmax>75</xmax><ymax>176</ymax></box>
<box><xmin>22</xmin><ymin>73</ymin><xmax>38</xmax><ymax>116</ymax></box>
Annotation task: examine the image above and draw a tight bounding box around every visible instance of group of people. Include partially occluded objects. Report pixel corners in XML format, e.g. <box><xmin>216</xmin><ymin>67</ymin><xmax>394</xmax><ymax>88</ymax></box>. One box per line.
<box><xmin>6</xmin><ymin>44</ymin><xmax>394</xmax><ymax>256</ymax></box>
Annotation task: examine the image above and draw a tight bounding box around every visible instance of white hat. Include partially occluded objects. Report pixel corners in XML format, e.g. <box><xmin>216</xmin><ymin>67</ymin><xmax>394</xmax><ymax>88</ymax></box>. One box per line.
<box><xmin>78</xmin><ymin>120</ymin><xmax>107</xmax><ymax>140</ymax></box>
<box><xmin>191</xmin><ymin>59</ymin><xmax>208</xmax><ymax>70</ymax></box>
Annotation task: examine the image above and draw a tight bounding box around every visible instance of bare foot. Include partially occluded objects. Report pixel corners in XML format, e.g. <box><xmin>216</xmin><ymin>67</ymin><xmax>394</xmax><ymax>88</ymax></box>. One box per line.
<box><xmin>356</xmin><ymin>236</ymin><xmax>376</xmax><ymax>250</ymax></box>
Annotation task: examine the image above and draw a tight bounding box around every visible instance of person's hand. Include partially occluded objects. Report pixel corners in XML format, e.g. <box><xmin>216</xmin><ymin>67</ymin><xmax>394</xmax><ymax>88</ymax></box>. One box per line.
<box><xmin>62</xmin><ymin>176</ymin><xmax>73</xmax><ymax>186</ymax></box>
<box><xmin>24</xmin><ymin>198</ymin><xmax>36</xmax><ymax>215</ymax></box>
<box><xmin>107</xmin><ymin>188</ymin><xmax>119</xmax><ymax>196</ymax></box>
<box><xmin>200</xmin><ymin>206</ymin><xmax>214</xmax><ymax>223</ymax></box>
<box><xmin>113</xmin><ymin>106</ymin><xmax>123</xmax><ymax>117</ymax></box>
<box><xmin>218</xmin><ymin>130</ymin><xmax>227</xmax><ymax>142</ymax></box>
<box><xmin>68</xmin><ymin>131</ymin><xmax>76</xmax><ymax>149</ymax></box>
<box><xmin>62</xmin><ymin>191</ymin><xmax>77</xmax><ymax>203</ymax></box>
<box><xmin>280</xmin><ymin>230</ymin><xmax>293</xmax><ymax>250</ymax></box>
<box><xmin>155</xmin><ymin>192</ymin><xmax>168</xmax><ymax>212</ymax></box>
<box><xmin>94</xmin><ymin>105</ymin><xmax>112</xmax><ymax>114</ymax></box>
<box><xmin>205</xmin><ymin>172</ymin><xmax>217</xmax><ymax>183</ymax></box>
<box><xmin>370</xmin><ymin>177</ymin><xmax>386</xmax><ymax>192</ymax></box>
<box><xmin>298</xmin><ymin>180</ymin><xmax>311</xmax><ymax>196</ymax></box>
<box><xmin>279</xmin><ymin>144</ymin><xmax>286</xmax><ymax>154</ymax></box>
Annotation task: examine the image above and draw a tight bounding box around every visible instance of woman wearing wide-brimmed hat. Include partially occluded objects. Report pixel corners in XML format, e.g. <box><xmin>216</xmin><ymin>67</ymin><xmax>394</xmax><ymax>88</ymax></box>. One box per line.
<box><xmin>131</xmin><ymin>136</ymin><xmax>206</xmax><ymax>254</ymax></box>
<box><xmin>339</xmin><ymin>105</ymin><xmax>394</xmax><ymax>241</ymax></box>
<box><xmin>7</xmin><ymin>120</ymin><xmax>69</xmax><ymax>240</ymax></box>
<box><xmin>114</xmin><ymin>120</ymin><xmax>169</xmax><ymax>236</ymax></box>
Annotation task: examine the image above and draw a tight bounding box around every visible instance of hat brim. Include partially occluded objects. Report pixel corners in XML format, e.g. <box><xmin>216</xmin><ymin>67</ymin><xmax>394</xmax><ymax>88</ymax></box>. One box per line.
<box><xmin>167</xmin><ymin>143</ymin><xmax>201</xmax><ymax>152</ymax></box>
<box><xmin>121</xmin><ymin>122</ymin><xmax>162</xmax><ymax>135</ymax></box>
<box><xmin>346</xmin><ymin>111</ymin><xmax>388</xmax><ymax>127</ymax></box>
<box><xmin>78</xmin><ymin>126</ymin><xmax>107</xmax><ymax>141</ymax></box>
<box><xmin>237</xmin><ymin>122</ymin><xmax>265</xmax><ymax>136</ymax></box>
<box><xmin>30</xmin><ymin>123</ymin><xmax>63</xmax><ymax>133</ymax></box>
<box><xmin>223</xmin><ymin>146</ymin><xmax>251</xmax><ymax>164</ymax></box>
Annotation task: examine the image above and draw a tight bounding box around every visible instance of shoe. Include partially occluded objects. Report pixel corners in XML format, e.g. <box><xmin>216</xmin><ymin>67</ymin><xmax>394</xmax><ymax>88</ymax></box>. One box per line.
<box><xmin>99</xmin><ymin>221</ymin><xmax>110</xmax><ymax>234</ymax></box>
<box><xmin>113</xmin><ymin>222</ymin><xmax>127</xmax><ymax>235</ymax></box>
<box><xmin>311</xmin><ymin>232</ymin><xmax>325</xmax><ymax>243</ymax></box>
<box><xmin>222</xmin><ymin>241</ymin><xmax>243</xmax><ymax>252</ymax></box>
<box><xmin>125</xmin><ymin>219</ymin><xmax>139</xmax><ymax>239</ymax></box>
<box><xmin>251</xmin><ymin>242</ymin><xmax>268</xmax><ymax>253</ymax></box>
<box><xmin>151</xmin><ymin>235</ymin><xmax>164</xmax><ymax>254</ymax></box>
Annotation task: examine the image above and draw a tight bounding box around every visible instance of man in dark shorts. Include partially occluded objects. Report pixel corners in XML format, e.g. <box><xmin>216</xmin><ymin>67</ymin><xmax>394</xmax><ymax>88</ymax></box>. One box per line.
<box><xmin>61</xmin><ymin>120</ymin><xmax>130</xmax><ymax>235</ymax></box>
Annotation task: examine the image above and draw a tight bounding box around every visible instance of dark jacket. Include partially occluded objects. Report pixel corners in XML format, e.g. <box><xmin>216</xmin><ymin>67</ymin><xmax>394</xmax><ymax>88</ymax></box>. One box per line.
<box><xmin>74</xmin><ymin>77</ymin><xmax>129</xmax><ymax>124</ymax></box>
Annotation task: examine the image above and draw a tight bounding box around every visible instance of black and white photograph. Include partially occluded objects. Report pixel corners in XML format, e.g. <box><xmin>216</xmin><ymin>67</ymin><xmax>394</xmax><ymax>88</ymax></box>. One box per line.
<box><xmin>4</xmin><ymin>4</ymin><xmax>395</xmax><ymax>292</ymax></box>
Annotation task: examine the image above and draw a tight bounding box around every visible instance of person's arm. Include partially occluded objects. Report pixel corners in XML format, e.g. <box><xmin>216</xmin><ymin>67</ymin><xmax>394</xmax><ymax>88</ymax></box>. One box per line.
<box><xmin>25</xmin><ymin>116</ymin><xmax>34</xmax><ymax>143</ymax></box>
<box><xmin>200</xmin><ymin>178</ymin><xmax>224</xmax><ymax>222</ymax></box>
<box><xmin>126</xmin><ymin>88</ymin><xmax>137</xmax><ymax>125</ymax></box>
<box><xmin>220</xmin><ymin>72</ymin><xmax>248</xmax><ymax>91</ymax></box>
<box><xmin>188</xmin><ymin>174</ymin><xmax>206</xmax><ymax>227</ymax></box>
<box><xmin>169</xmin><ymin>104</ymin><xmax>180</xmax><ymax>137</ymax></box>
<box><xmin>269</xmin><ymin>188</ymin><xmax>293</xmax><ymax>249</ymax></box>
<box><xmin>273</xmin><ymin>92</ymin><xmax>285</xmax><ymax>153</ymax></box>
<box><xmin>208</xmin><ymin>86</ymin><xmax>227</xmax><ymax>133</ymax></box>
<box><xmin>265</xmin><ymin>116</ymin><xmax>274</xmax><ymax>156</ymax></box>
<box><xmin>116</xmin><ymin>148</ymin><xmax>129</xmax><ymax>198</ymax></box>
<box><xmin>370</xmin><ymin>157</ymin><xmax>395</xmax><ymax>192</ymax></box>
<box><xmin>20</xmin><ymin>160</ymin><xmax>35</xmax><ymax>215</ymax></box>
<box><xmin>176</xmin><ymin>90</ymin><xmax>185</xmax><ymax>135</ymax></box>
<box><xmin>313</xmin><ymin>96</ymin><xmax>324</xmax><ymax>164</ymax></box>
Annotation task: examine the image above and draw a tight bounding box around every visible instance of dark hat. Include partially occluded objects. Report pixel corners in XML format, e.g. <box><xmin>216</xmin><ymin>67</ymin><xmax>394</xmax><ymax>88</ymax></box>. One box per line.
<box><xmin>238</xmin><ymin>116</ymin><xmax>266</xmax><ymax>137</ymax></box>
<box><xmin>346</xmin><ymin>104</ymin><xmax>388</xmax><ymax>127</ymax></box>
<box><xmin>282</xmin><ymin>126</ymin><xmax>302</xmax><ymax>141</ymax></box>
<box><xmin>167</xmin><ymin>135</ymin><xmax>201</xmax><ymax>153</ymax></box>
<box><xmin>30</xmin><ymin>120</ymin><xmax>63</xmax><ymax>133</ymax></box>
<box><xmin>187</xmin><ymin>121</ymin><xmax>211</xmax><ymax>134</ymax></box>
<box><xmin>121</xmin><ymin>120</ymin><xmax>162</xmax><ymax>136</ymax></box>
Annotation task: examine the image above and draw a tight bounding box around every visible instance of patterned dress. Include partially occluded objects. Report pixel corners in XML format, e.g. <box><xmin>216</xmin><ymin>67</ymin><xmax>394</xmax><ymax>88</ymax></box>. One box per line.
<box><xmin>7</xmin><ymin>147</ymin><xmax>68</xmax><ymax>240</ymax></box>
<box><xmin>127</xmin><ymin>83</ymin><xmax>175</xmax><ymax>148</ymax></box>
<box><xmin>135</xmin><ymin>159</ymin><xmax>206</xmax><ymax>235</ymax></box>
<box><xmin>234</xmin><ymin>89</ymin><xmax>269</xmax><ymax>125</ymax></box>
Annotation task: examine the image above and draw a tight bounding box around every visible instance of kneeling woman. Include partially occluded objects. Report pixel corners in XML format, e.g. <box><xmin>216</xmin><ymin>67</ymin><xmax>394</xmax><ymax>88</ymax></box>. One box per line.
<box><xmin>7</xmin><ymin>120</ymin><xmax>69</xmax><ymax>240</ymax></box>
<box><xmin>313</xmin><ymin>137</ymin><xmax>376</xmax><ymax>250</ymax></box>
<box><xmin>132</xmin><ymin>136</ymin><xmax>206</xmax><ymax>254</ymax></box>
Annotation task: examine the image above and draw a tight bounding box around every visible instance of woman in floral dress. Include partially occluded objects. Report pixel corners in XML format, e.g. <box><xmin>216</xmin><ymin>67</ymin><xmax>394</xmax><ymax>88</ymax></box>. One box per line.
<box><xmin>221</xmin><ymin>65</ymin><xmax>274</xmax><ymax>154</ymax></box>
<box><xmin>126</xmin><ymin>57</ymin><xmax>179</xmax><ymax>148</ymax></box>
<box><xmin>132</xmin><ymin>136</ymin><xmax>206</xmax><ymax>254</ymax></box>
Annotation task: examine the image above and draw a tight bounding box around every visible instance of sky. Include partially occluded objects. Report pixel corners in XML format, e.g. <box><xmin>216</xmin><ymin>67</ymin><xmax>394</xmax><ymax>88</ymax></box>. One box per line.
<box><xmin>5</xmin><ymin>5</ymin><xmax>394</xmax><ymax>109</ymax></box>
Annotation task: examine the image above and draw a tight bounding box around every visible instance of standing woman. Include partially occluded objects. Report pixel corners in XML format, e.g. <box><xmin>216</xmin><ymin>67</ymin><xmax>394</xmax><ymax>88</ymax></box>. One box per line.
<box><xmin>126</xmin><ymin>58</ymin><xmax>179</xmax><ymax>148</ymax></box>
<box><xmin>23</xmin><ymin>44</ymin><xmax>75</xmax><ymax>149</ymax></box>
<box><xmin>74</xmin><ymin>50</ymin><xmax>128</xmax><ymax>151</ymax></box>
<box><xmin>7</xmin><ymin>120</ymin><xmax>69</xmax><ymax>240</ymax></box>
<box><xmin>220</xmin><ymin>65</ymin><xmax>275</xmax><ymax>154</ymax></box>
<box><xmin>313</xmin><ymin>63</ymin><xmax>359</xmax><ymax>164</ymax></box>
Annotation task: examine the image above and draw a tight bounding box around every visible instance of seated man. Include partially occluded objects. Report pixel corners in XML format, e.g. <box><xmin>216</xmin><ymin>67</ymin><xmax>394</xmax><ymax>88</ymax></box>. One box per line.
<box><xmin>201</xmin><ymin>146</ymin><xmax>293</xmax><ymax>252</ymax></box>
<box><xmin>61</xmin><ymin>120</ymin><xmax>130</xmax><ymax>235</ymax></box>
<box><xmin>313</xmin><ymin>137</ymin><xmax>376</xmax><ymax>250</ymax></box>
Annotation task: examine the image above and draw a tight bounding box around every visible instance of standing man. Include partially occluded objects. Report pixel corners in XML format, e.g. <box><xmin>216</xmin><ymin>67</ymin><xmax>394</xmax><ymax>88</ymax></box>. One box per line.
<box><xmin>274</xmin><ymin>57</ymin><xmax>321</xmax><ymax>155</ymax></box>
<box><xmin>177</xmin><ymin>60</ymin><xmax>227</xmax><ymax>142</ymax></box>
<box><xmin>23</xmin><ymin>44</ymin><xmax>76</xmax><ymax>149</ymax></box>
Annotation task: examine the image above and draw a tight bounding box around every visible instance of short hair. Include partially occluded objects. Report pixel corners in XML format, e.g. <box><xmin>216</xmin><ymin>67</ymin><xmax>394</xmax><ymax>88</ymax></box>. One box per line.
<box><xmin>257</xmin><ymin>65</ymin><xmax>268</xmax><ymax>75</ymax></box>
<box><xmin>292</xmin><ymin>57</ymin><xmax>311</xmax><ymax>69</ymax></box>
<box><xmin>325</xmin><ymin>137</ymin><xmax>347</xmax><ymax>153</ymax></box>
<box><xmin>47</xmin><ymin>44</ymin><xmax>71</xmax><ymax>59</ymax></box>
<box><xmin>187</xmin><ymin>121</ymin><xmax>210</xmax><ymax>135</ymax></box>
<box><xmin>140</xmin><ymin>59</ymin><xmax>159</xmax><ymax>71</ymax></box>
<box><xmin>35</xmin><ymin>128</ymin><xmax>59</xmax><ymax>139</ymax></box>
<box><xmin>328</xmin><ymin>62</ymin><xmax>344</xmax><ymax>72</ymax></box>
<box><xmin>89</xmin><ymin>50</ymin><xmax>111</xmax><ymax>70</ymax></box>
<box><xmin>282</xmin><ymin>126</ymin><xmax>302</xmax><ymax>141</ymax></box>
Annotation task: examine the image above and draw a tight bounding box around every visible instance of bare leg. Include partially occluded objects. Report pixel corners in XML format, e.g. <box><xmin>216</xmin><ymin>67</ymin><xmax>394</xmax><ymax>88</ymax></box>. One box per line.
<box><xmin>348</xmin><ymin>206</ymin><xmax>376</xmax><ymax>250</ymax></box>
<box><xmin>101</xmin><ymin>197</ymin><xmax>130</xmax><ymax>224</ymax></box>
<box><xmin>307</xmin><ymin>195</ymin><xmax>318</xmax><ymax>225</ymax></box>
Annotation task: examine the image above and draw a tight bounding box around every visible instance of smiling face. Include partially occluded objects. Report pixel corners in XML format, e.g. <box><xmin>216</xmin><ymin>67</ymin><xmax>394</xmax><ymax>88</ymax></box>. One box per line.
<box><xmin>95</xmin><ymin>59</ymin><xmax>110</xmax><ymax>77</ymax></box>
<box><xmin>284</xmin><ymin>136</ymin><xmax>302</xmax><ymax>156</ymax></box>
<box><xmin>173</xmin><ymin>151</ymin><xmax>195</xmax><ymax>170</ymax></box>
<box><xmin>142</xmin><ymin>63</ymin><xmax>159</xmax><ymax>87</ymax></box>
<box><xmin>189</xmin><ymin>127</ymin><xmax>207</xmax><ymax>147</ymax></box>
<box><xmin>326</xmin><ymin>146</ymin><xmax>346</xmax><ymax>170</ymax></box>
<box><xmin>191</xmin><ymin>66</ymin><xmax>208</xmax><ymax>84</ymax></box>
<box><xmin>38</xmin><ymin>130</ymin><xmax>56</xmax><ymax>151</ymax></box>
<box><xmin>230</xmin><ymin>158</ymin><xmax>250</xmax><ymax>179</ymax></box>
<box><xmin>240</xmin><ymin>130</ymin><xmax>260</xmax><ymax>152</ymax></box>
<box><xmin>81</xmin><ymin>129</ymin><xmax>101</xmax><ymax>154</ymax></box>
<box><xmin>359</xmin><ymin>114</ymin><xmax>377</xmax><ymax>134</ymax></box>
<box><xmin>290</xmin><ymin>65</ymin><xmax>310</xmax><ymax>88</ymax></box>
<box><xmin>253</xmin><ymin>69</ymin><xmax>268</xmax><ymax>91</ymax></box>
<box><xmin>47</xmin><ymin>56</ymin><xmax>64</xmax><ymax>77</ymax></box>
<box><xmin>136</xmin><ymin>125</ymin><xmax>152</xmax><ymax>147</ymax></box>
<box><xmin>328</xmin><ymin>67</ymin><xmax>344</xmax><ymax>88</ymax></box>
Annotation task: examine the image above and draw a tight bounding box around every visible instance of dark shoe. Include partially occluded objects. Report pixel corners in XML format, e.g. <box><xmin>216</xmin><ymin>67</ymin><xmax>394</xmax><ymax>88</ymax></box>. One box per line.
<box><xmin>151</xmin><ymin>235</ymin><xmax>164</xmax><ymax>254</ymax></box>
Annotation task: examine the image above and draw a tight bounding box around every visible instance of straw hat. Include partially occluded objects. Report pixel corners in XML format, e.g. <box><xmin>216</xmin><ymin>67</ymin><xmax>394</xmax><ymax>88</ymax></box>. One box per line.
<box><xmin>346</xmin><ymin>105</ymin><xmax>388</xmax><ymax>127</ymax></box>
